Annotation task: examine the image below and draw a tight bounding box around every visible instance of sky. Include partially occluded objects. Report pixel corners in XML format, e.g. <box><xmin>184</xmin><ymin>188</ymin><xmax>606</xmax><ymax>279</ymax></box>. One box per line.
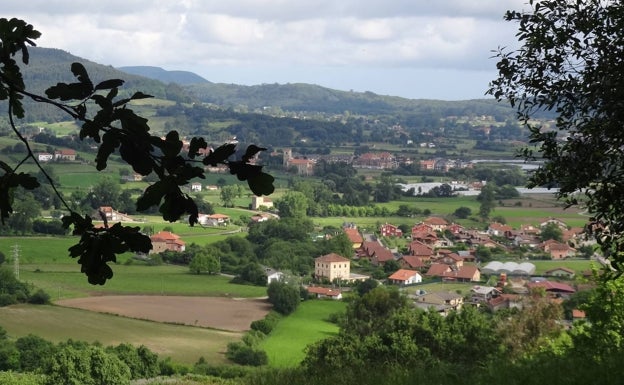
<box><xmin>5</xmin><ymin>0</ymin><xmax>528</xmax><ymax>101</ymax></box>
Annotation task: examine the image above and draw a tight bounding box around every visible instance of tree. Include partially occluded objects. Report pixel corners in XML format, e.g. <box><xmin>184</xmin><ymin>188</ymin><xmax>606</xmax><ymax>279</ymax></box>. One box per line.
<box><xmin>189</xmin><ymin>250</ymin><xmax>220</xmax><ymax>275</ymax></box>
<box><xmin>46</xmin><ymin>342</ymin><xmax>131</xmax><ymax>385</ymax></box>
<box><xmin>106</xmin><ymin>343</ymin><xmax>159</xmax><ymax>380</ymax></box>
<box><xmin>275</xmin><ymin>191</ymin><xmax>308</xmax><ymax>219</ymax></box>
<box><xmin>474</xmin><ymin>245</ymin><xmax>493</xmax><ymax>263</ymax></box>
<box><xmin>477</xmin><ymin>183</ymin><xmax>496</xmax><ymax>220</ymax></box>
<box><xmin>15</xmin><ymin>334</ymin><xmax>55</xmax><ymax>373</ymax></box>
<box><xmin>219</xmin><ymin>185</ymin><xmax>238</xmax><ymax>208</ymax></box>
<box><xmin>488</xmin><ymin>0</ymin><xmax>624</xmax><ymax>272</ymax></box>
<box><xmin>238</xmin><ymin>262</ymin><xmax>267</xmax><ymax>286</ymax></box>
<box><xmin>355</xmin><ymin>278</ymin><xmax>379</xmax><ymax>297</ymax></box>
<box><xmin>0</xmin><ymin>18</ymin><xmax>274</xmax><ymax>284</ymax></box>
<box><xmin>267</xmin><ymin>281</ymin><xmax>300</xmax><ymax>315</ymax></box>
<box><xmin>540</xmin><ymin>222</ymin><xmax>564</xmax><ymax>242</ymax></box>
<box><xmin>453</xmin><ymin>206</ymin><xmax>472</xmax><ymax>219</ymax></box>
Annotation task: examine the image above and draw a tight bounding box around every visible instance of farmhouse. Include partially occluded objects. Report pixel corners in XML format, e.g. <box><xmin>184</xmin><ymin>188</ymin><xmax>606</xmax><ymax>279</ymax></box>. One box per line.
<box><xmin>54</xmin><ymin>148</ymin><xmax>76</xmax><ymax>161</ymax></box>
<box><xmin>150</xmin><ymin>231</ymin><xmax>185</xmax><ymax>254</ymax></box>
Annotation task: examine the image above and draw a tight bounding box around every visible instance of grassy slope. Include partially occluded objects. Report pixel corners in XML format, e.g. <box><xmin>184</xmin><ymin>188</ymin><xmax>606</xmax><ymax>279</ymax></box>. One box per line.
<box><xmin>260</xmin><ymin>300</ymin><xmax>345</xmax><ymax>367</ymax></box>
<box><xmin>0</xmin><ymin>304</ymin><xmax>239</xmax><ymax>365</ymax></box>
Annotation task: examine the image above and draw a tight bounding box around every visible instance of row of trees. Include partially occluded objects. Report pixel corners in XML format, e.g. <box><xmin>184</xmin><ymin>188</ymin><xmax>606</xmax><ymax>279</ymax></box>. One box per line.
<box><xmin>0</xmin><ymin>330</ymin><xmax>160</xmax><ymax>385</ymax></box>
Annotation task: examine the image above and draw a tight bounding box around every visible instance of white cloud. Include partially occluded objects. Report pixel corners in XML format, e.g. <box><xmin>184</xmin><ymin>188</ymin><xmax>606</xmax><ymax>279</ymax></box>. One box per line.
<box><xmin>4</xmin><ymin>0</ymin><xmax>529</xmax><ymax>99</ymax></box>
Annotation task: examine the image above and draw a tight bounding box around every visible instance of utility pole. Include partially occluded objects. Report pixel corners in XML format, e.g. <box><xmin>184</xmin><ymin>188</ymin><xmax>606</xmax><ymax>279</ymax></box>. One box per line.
<box><xmin>12</xmin><ymin>244</ymin><xmax>19</xmax><ymax>280</ymax></box>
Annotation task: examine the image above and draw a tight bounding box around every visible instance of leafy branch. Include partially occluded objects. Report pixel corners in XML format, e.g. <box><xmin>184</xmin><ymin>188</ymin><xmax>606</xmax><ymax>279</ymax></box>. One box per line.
<box><xmin>0</xmin><ymin>17</ymin><xmax>274</xmax><ymax>284</ymax></box>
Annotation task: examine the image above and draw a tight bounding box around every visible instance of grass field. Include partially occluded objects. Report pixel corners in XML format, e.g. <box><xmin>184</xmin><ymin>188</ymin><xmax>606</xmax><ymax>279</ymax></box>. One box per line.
<box><xmin>0</xmin><ymin>304</ymin><xmax>239</xmax><ymax>365</ymax></box>
<box><xmin>260</xmin><ymin>300</ymin><xmax>345</xmax><ymax>367</ymax></box>
<box><xmin>20</xmin><ymin>265</ymin><xmax>267</xmax><ymax>300</ymax></box>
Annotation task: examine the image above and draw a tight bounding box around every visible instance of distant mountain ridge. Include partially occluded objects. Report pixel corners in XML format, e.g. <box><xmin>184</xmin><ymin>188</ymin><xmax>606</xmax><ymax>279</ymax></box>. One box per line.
<box><xmin>18</xmin><ymin>47</ymin><xmax>515</xmax><ymax>119</ymax></box>
<box><xmin>117</xmin><ymin>66</ymin><xmax>211</xmax><ymax>85</ymax></box>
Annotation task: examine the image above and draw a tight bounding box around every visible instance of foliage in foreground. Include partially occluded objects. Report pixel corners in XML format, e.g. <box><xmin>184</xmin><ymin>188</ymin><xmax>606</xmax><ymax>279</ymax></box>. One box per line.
<box><xmin>0</xmin><ymin>17</ymin><xmax>274</xmax><ymax>285</ymax></box>
<box><xmin>489</xmin><ymin>0</ymin><xmax>624</xmax><ymax>273</ymax></box>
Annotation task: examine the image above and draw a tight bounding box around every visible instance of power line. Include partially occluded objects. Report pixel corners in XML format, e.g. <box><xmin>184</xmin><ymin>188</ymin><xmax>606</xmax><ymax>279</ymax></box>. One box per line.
<box><xmin>12</xmin><ymin>244</ymin><xmax>19</xmax><ymax>280</ymax></box>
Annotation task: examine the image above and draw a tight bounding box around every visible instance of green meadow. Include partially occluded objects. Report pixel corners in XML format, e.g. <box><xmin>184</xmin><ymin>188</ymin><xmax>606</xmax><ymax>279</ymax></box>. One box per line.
<box><xmin>0</xmin><ymin>304</ymin><xmax>239</xmax><ymax>365</ymax></box>
<box><xmin>20</xmin><ymin>265</ymin><xmax>267</xmax><ymax>300</ymax></box>
<box><xmin>260</xmin><ymin>300</ymin><xmax>345</xmax><ymax>367</ymax></box>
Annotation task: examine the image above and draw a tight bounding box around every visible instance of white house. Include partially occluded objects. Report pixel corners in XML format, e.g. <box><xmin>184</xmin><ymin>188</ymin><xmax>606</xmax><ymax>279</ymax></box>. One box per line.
<box><xmin>265</xmin><ymin>267</ymin><xmax>284</xmax><ymax>284</ymax></box>
<box><xmin>37</xmin><ymin>153</ymin><xmax>53</xmax><ymax>162</ymax></box>
<box><xmin>388</xmin><ymin>269</ymin><xmax>422</xmax><ymax>286</ymax></box>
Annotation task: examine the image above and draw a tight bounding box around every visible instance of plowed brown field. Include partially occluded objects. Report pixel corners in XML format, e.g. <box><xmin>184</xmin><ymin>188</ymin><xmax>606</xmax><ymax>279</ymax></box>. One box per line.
<box><xmin>56</xmin><ymin>295</ymin><xmax>272</xmax><ymax>331</ymax></box>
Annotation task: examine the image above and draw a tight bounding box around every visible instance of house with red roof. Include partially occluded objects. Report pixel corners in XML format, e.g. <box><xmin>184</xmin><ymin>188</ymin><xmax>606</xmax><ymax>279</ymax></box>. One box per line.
<box><xmin>380</xmin><ymin>223</ymin><xmax>403</xmax><ymax>237</ymax></box>
<box><xmin>422</xmin><ymin>217</ymin><xmax>449</xmax><ymax>231</ymax></box>
<box><xmin>541</xmin><ymin>240</ymin><xmax>576</xmax><ymax>259</ymax></box>
<box><xmin>408</xmin><ymin>241</ymin><xmax>434</xmax><ymax>260</ymax></box>
<box><xmin>411</xmin><ymin>230</ymin><xmax>438</xmax><ymax>246</ymax></box>
<box><xmin>441</xmin><ymin>265</ymin><xmax>481</xmax><ymax>282</ymax></box>
<box><xmin>399</xmin><ymin>255</ymin><xmax>427</xmax><ymax>270</ymax></box>
<box><xmin>306</xmin><ymin>286</ymin><xmax>343</xmax><ymax>300</ymax></box>
<box><xmin>438</xmin><ymin>252</ymin><xmax>464</xmax><ymax>268</ymax></box>
<box><xmin>487</xmin><ymin>222</ymin><xmax>514</xmax><ymax>238</ymax></box>
<box><xmin>344</xmin><ymin>228</ymin><xmax>363</xmax><ymax>249</ymax></box>
<box><xmin>197</xmin><ymin>213</ymin><xmax>230</xmax><ymax>226</ymax></box>
<box><xmin>358</xmin><ymin>241</ymin><xmax>395</xmax><ymax>266</ymax></box>
<box><xmin>150</xmin><ymin>231</ymin><xmax>185</xmax><ymax>254</ymax></box>
<box><xmin>425</xmin><ymin>263</ymin><xmax>452</xmax><ymax>277</ymax></box>
<box><xmin>388</xmin><ymin>269</ymin><xmax>422</xmax><ymax>286</ymax></box>
<box><xmin>412</xmin><ymin>223</ymin><xmax>434</xmax><ymax>235</ymax></box>
<box><xmin>527</xmin><ymin>280</ymin><xmax>576</xmax><ymax>296</ymax></box>
<box><xmin>54</xmin><ymin>148</ymin><xmax>76</xmax><ymax>161</ymax></box>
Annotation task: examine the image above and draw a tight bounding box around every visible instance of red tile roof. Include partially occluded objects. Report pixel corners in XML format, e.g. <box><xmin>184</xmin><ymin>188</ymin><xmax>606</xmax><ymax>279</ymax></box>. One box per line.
<box><xmin>151</xmin><ymin>231</ymin><xmax>181</xmax><ymax>241</ymax></box>
<box><xmin>527</xmin><ymin>281</ymin><xmax>576</xmax><ymax>293</ymax></box>
<box><xmin>307</xmin><ymin>286</ymin><xmax>342</xmax><ymax>297</ymax></box>
<box><xmin>423</xmin><ymin>217</ymin><xmax>448</xmax><ymax>226</ymax></box>
<box><xmin>388</xmin><ymin>269</ymin><xmax>420</xmax><ymax>281</ymax></box>
<box><xmin>426</xmin><ymin>263</ymin><xmax>452</xmax><ymax>276</ymax></box>
<box><xmin>344</xmin><ymin>228</ymin><xmax>363</xmax><ymax>243</ymax></box>
<box><xmin>400</xmin><ymin>255</ymin><xmax>426</xmax><ymax>268</ymax></box>
<box><xmin>443</xmin><ymin>265</ymin><xmax>479</xmax><ymax>280</ymax></box>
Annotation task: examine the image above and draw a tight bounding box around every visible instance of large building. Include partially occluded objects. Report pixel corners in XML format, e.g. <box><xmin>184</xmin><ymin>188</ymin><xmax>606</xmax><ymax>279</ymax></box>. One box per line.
<box><xmin>314</xmin><ymin>253</ymin><xmax>351</xmax><ymax>282</ymax></box>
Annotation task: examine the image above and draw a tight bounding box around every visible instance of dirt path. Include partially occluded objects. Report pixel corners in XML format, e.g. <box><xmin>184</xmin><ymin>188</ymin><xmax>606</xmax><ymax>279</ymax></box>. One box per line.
<box><xmin>56</xmin><ymin>295</ymin><xmax>272</xmax><ymax>332</ymax></box>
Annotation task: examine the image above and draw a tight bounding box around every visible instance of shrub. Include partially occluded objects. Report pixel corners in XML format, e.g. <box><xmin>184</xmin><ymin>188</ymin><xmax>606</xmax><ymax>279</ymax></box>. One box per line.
<box><xmin>0</xmin><ymin>294</ymin><xmax>17</xmax><ymax>307</ymax></box>
<box><xmin>28</xmin><ymin>289</ymin><xmax>51</xmax><ymax>304</ymax></box>
<box><xmin>250</xmin><ymin>319</ymin><xmax>273</xmax><ymax>335</ymax></box>
<box><xmin>226</xmin><ymin>342</ymin><xmax>267</xmax><ymax>366</ymax></box>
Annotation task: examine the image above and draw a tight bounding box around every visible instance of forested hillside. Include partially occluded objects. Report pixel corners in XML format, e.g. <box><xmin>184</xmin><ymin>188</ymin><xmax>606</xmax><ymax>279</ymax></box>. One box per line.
<box><xmin>9</xmin><ymin>47</ymin><xmax>520</xmax><ymax>123</ymax></box>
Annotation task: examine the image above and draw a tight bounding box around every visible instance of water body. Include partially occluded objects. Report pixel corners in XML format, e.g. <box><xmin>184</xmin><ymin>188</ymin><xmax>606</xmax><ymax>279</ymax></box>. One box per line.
<box><xmin>471</xmin><ymin>159</ymin><xmax>542</xmax><ymax>171</ymax></box>
<box><xmin>397</xmin><ymin>183</ymin><xmax>558</xmax><ymax>196</ymax></box>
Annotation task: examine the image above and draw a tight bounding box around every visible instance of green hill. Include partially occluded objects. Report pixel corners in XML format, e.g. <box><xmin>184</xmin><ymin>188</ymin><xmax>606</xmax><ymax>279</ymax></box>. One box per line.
<box><xmin>9</xmin><ymin>47</ymin><xmax>517</xmax><ymax>121</ymax></box>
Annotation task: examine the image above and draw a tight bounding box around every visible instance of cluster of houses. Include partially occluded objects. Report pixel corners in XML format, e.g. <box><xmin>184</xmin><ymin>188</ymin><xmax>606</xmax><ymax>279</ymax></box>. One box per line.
<box><xmin>305</xmin><ymin>216</ymin><xmax>590</xmax><ymax>315</ymax></box>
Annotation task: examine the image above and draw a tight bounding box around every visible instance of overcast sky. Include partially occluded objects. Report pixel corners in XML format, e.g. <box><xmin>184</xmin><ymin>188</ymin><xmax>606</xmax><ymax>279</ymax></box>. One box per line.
<box><xmin>6</xmin><ymin>0</ymin><xmax>528</xmax><ymax>100</ymax></box>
